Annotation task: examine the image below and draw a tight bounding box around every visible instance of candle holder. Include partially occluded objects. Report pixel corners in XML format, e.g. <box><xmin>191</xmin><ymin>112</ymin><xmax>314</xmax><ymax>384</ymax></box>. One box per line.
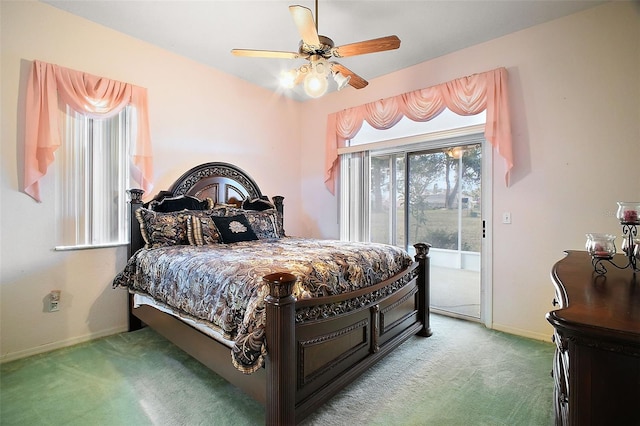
<box><xmin>588</xmin><ymin>202</ymin><xmax>640</xmax><ymax>275</ymax></box>
<box><xmin>617</xmin><ymin>202</ymin><xmax>640</xmax><ymax>225</ymax></box>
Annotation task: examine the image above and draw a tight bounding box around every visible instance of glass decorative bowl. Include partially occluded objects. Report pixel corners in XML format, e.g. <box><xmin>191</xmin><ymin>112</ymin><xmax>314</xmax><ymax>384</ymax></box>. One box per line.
<box><xmin>622</xmin><ymin>237</ymin><xmax>640</xmax><ymax>258</ymax></box>
<box><xmin>585</xmin><ymin>233</ymin><xmax>617</xmax><ymax>258</ymax></box>
<box><xmin>616</xmin><ymin>202</ymin><xmax>640</xmax><ymax>224</ymax></box>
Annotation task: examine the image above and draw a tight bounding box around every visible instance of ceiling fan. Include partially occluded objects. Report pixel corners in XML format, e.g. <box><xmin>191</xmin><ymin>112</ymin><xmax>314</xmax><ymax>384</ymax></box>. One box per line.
<box><xmin>231</xmin><ymin>0</ymin><xmax>401</xmax><ymax>98</ymax></box>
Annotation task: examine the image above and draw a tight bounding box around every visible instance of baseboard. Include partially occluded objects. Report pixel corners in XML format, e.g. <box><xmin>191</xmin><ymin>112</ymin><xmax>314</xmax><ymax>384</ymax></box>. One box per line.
<box><xmin>0</xmin><ymin>325</ymin><xmax>128</xmax><ymax>364</ymax></box>
<box><xmin>491</xmin><ymin>322</ymin><xmax>553</xmax><ymax>343</ymax></box>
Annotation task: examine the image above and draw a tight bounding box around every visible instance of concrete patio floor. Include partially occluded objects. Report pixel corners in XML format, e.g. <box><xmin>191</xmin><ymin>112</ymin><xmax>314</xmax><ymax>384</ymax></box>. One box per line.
<box><xmin>430</xmin><ymin>265</ymin><xmax>481</xmax><ymax>319</ymax></box>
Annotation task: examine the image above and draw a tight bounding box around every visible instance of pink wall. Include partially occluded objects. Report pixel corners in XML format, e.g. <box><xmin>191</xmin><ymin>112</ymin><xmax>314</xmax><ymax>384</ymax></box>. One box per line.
<box><xmin>0</xmin><ymin>1</ymin><xmax>302</xmax><ymax>360</ymax></box>
<box><xmin>1</xmin><ymin>1</ymin><xmax>637</xmax><ymax>360</ymax></box>
<box><xmin>299</xmin><ymin>2</ymin><xmax>639</xmax><ymax>339</ymax></box>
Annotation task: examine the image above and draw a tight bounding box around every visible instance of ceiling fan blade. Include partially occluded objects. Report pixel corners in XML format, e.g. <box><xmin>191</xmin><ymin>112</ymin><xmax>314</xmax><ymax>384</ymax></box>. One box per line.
<box><xmin>332</xmin><ymin>35</ymin><xmax>401</xmax><ymax>58</ymax></box>
<box><xmin>289</xmin><ymin>5</ymin><xmax>321</xmax><ymax>47</ymax></box>
<box><xmin>331</xmin><ymin>63</ymin><xmax>368</xmax><ymax>89</ymax></box>
<box><xmin>231</xmin><ymin>49</ymin><xmax>303</xmax><ymax>59</ymax></box>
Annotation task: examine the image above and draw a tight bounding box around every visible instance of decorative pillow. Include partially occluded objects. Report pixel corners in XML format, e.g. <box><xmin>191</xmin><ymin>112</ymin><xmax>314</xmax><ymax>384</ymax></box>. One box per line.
<box><xmin>135</xmin><ymin>208</ymin><xmax>213</xmax><ymax>248</ymax></box>
<box><xmin>187</xmin><ymin>215</ymin><xmax>221</xmax><ymax>246</ymax></box>
<box><xmin>242</xmin><ymin>197</ymin><xmax>275</xmax><ymax>211</ymax></box>
<box><xmin>223</xmin><ymin>207</ymin><xmax>284</xmax><ymax>238</ymax></box>
<box><xmin>211</xmin><ymin>215</ymin><xmax>258</xmax><ymax>243</ymax></box>
<box><xmin>244</xmin><ymin>210</ymin><xmax>280</xmax><ymax>239</ymax></box>
<box><xmin>135</xmin><ymin>208</ymin><xmax>188</xmax><ymax>248</ymax></box>
<box><xmin>149</xmin><ymin>195</ymin><xmax>213</xmax><ymax>212</ymax></box>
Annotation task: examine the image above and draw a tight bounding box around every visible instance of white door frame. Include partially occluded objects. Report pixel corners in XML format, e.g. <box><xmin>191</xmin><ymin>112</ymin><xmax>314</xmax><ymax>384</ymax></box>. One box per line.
<box><xmin>481</xmin><ymin>139</ymin><xmax>493</xmax><ymax>328</ymax></box>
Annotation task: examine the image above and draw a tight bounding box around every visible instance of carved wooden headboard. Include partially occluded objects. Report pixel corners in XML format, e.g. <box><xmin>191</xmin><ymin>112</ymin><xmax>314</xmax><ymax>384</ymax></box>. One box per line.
<box><xmin>152</xmin><ymin>162</ymin><xmax>264</xmax><ymax>205</ymax></box>
<box><xmin>127</xmin><ymin>162</ymin><xmax>283</xmax><ymax>257</ymax></box>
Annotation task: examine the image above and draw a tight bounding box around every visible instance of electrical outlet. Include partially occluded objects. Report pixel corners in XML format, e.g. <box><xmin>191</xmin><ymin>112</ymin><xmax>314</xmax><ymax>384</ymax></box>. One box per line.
<box><xmin>48</xmin><ymin>290</ymin><xmax>60</xmax><ymax>312</ymax></box>
<box><xmin>502</xmin><ymin>212</ymin><xmax>512</xmax><ymax>224</ymax></box>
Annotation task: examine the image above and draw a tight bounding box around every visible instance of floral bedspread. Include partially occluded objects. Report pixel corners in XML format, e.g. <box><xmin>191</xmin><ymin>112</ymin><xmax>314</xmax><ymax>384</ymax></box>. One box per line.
<box><xmin>112</xmin><ymin>237</ymin><xmax>413</xmax><ymax>374</ymax></box>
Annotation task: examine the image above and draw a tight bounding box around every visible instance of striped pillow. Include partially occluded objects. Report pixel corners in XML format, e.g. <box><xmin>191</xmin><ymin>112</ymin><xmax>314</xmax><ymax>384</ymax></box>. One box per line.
<box><xmin>187</xmin><ymin>215</ymin><xmax>221</xmax><ymax>246</ymax></box>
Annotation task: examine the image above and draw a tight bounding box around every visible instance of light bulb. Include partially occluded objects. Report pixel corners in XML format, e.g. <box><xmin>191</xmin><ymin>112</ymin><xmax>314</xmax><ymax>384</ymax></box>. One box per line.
<box><xmin>303</xmin><ymin>72</ymin><xmax>328</xmax><ymax>98</ymax></box>
<box><xmin>279</xmin><ymin>70</ymin><xmax>297</xmax><ymax>89</ymax></box>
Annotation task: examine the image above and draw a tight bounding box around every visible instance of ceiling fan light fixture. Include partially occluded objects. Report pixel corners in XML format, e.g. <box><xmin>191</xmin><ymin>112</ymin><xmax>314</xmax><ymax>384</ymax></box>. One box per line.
<box><xmin>303</xmin><ymin>58</ymin><xmax>329</xmax><ymax>98</ymax></box>
<box><xmin>279</xmin><ymin>69</ymin><xmax>298</xmax><ymax>89</ymax></box>
<box><xmin>232</xmin><ymin>1</ymin><xmax>402</xmax><ymax>99</ymax></box>
<box><xmin>333</xmin><ymin>71</ymin><xmax>351</xmax><ymax>91</ymax></box>
<box><xmin>314</xmin><ymin>59</ymin><xmax>327</xmax><ymax>75</ymax></box>
<box><xmin>303</xmin><ymin>71</ymin><xmax>328</xmax><ymax>98</ymax></box>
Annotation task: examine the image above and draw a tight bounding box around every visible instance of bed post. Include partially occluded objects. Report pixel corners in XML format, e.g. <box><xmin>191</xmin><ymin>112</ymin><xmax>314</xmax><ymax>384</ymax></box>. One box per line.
<box><xmin>272</xmin><ymin>195</ymin><xmax>285</xmax><ymax>236</ymax></box>
<box><xmin>127</xmin><ymin>189</ymin><xmax>145</xmax><ymax>258</ymax></box>
<box><xmin>414</xmin><ymin>243</ymin><xmax>432</xmax><ymax>337</ymax></box>
<box><xmin>263</xmin><ymin>272</ymin><xmax>297</xmax><ymax>426</ymax></box>
<box><xmin>127</xmin><ymin>189</ymin><xmax>145</xmax><ymax>332</ymax></box>
<box><xmin>272</xmin><ymin>195</ymin><xmax>284</xmax><ymax>216</ymax></box>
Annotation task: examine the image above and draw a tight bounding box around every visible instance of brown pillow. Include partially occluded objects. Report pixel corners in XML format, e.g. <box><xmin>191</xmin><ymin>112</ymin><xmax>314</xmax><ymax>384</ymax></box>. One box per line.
<box><xmin>135</xmin><ymin>208</ymin><xmax>213</xmax><ymax>248</ymax></box>
<box><xmin>187</xmin><ymin>215</ymin><xmax>221</xmax><ymax>245</ymax></box>
<box><xmin>223</xmin><ymin>207</ymin><xmax>285</xmax><ymax>238</ymax></box>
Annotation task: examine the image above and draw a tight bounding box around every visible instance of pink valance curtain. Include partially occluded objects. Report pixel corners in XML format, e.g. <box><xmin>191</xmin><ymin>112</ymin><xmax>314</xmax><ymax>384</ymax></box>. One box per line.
<box><xmin>23</xmin><ymin>60</ymin><xmax>153</xmax><ymax>202</ymax></box>
<box><xmin>325</xmin><ymin>67</ymin><xmax>513</xmax><ymax>194</ymax></box>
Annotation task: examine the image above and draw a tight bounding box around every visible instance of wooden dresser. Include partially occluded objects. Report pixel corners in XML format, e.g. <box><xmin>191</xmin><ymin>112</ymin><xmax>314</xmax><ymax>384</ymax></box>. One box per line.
<box><xmin>546</xmin><ymin>250</ymin><xmax>640</xmax><ymax>426</ymax></box>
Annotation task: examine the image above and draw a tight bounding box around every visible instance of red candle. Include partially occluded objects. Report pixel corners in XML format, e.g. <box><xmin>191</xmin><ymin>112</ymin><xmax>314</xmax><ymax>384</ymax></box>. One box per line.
<box><xmin>623</xmin><ymin>209</ymin><xmax>639</xmax><ymax>223</ymax></box>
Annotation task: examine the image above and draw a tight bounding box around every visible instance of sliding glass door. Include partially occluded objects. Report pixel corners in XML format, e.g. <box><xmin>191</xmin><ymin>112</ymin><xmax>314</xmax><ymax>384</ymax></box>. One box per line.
<box><xmin>406</xmin><ymin>144</ymin><xmax>481</xmax><ymax>319</ymax></box>
<box><xmin>369</xmin><ymin>142</ymin><xmax>482</xmax><ymax>319</ymax></box>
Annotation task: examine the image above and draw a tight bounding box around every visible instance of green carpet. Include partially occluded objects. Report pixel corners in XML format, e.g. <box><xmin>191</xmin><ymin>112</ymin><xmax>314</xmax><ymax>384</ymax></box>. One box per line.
<box><xmin>1</xmin><ymin>315</ymin><xmax>555</xmax><ymax>425</ymax></box>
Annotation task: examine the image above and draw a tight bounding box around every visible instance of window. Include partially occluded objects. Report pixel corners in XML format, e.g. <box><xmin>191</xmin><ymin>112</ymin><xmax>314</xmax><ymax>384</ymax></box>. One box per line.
<box><xmin>55</xmin><ymin>106</ymin><xmax>137</xmax><ymax>250</ymax></box>
<box><xmin>370</xmin><ymin>153</ymin><xmax>405</xmax><ymax>248</ymax></box>
<box><xmin>339</xmin><ymin>111</ymin><xmax>486</xmax><ymax>252</ymax></box>
<box><xmin>341</xmin><ymin>136</ymin><xmax>483</xmax><ymax>246</ymax></box>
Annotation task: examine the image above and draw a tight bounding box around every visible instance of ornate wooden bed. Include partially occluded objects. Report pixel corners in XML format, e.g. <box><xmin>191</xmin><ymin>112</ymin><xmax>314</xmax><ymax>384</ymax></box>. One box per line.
<box><xmin>120</xmin><ymin>161</ymin><xmax>432</xmax><ymax>425</ymax></box>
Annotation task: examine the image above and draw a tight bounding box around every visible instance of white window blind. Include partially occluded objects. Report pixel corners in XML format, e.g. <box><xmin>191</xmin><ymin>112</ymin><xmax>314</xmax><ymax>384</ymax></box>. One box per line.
<box><xmin>339</xmin><ymin>152</ymin><xmax>369</xmax><ymax>242</ymax></box>
<box><xmin>55</xmin><ymin>106</ymin><xmax>136</xmax><ymax>250</ymax></box>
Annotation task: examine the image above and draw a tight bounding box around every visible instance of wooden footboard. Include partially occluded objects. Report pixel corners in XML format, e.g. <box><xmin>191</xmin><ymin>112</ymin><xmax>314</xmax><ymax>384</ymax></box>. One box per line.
<box><xmin>263</xmin><ymin>243</ymin><xmax>431</xmax><ymax>424</ymax></box>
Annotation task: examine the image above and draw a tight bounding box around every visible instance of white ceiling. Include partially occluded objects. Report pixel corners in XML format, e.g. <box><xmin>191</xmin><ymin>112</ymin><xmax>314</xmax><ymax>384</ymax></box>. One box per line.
<box><xmin>43</xmin><ymin>0</ymin><xmax>604</xmax><ymax>101</ymax></box>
